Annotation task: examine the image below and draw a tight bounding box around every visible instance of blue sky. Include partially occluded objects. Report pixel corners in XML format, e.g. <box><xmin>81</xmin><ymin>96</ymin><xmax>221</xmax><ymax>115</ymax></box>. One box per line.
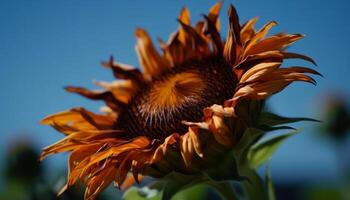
<box><xmin>0</xmin><ymin>0</ymin><xmax>349</xmax><ymax>184</ymax></box>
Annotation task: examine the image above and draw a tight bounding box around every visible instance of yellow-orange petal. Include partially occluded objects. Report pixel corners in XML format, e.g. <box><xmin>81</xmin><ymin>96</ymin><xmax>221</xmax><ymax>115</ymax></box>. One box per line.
<box><xmin>239</xmin><ymin>62</ymin><xmax>282</xmax><ymax>83</ymax></box>
<box><xmin>247</xmin><ymin>34</ymin><xmax>304</xmax><ymax>55</ymax></box>
<box><xmin>243</xmin><ymin>21</ymin><xmax>278</xmax><ymax>57</ymax></box>
<box><xmin>135</xmin><ymin>28</ymin><xmax>170</xmax><ymax>79</ymax></box>
<box><xmin>240</xmin><ymin>17</ymin><xmax>258</xmax><ymax>45</ymax></box>
<box><xmin>101</xmin><ymin>56</ymin><xmax>145</xmax><ymax>85</ymax></box>
<box><xmin>208</xmin><ymin>0</ymin><xmax>223</xmax><ymax>31</ymax></box>
<box><xmin>224</xmin><ymin>5</ymin><xmax>241</xmax><ymax>64</ymax></box>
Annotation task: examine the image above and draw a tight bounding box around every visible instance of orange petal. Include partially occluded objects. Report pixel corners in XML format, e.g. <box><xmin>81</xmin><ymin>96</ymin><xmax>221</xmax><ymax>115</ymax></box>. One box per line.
<box><xmin>240</xmin><ymin>17</ymin><xmax>258</xmax><ymax>45</ymax></box>
<box><xmin>210</xmin><ymin>115</ymin><xmax>233</xmax><ymax>147</ymax></box>
<box><xmin>180</xmin><ymin>129</ymin><xmax>195</xmax><ymax>166</ymax></box>
<box><xmin>208</xmin><ymin>0</ymin><xmax>223</xmax><ymax>31</ymax></box>
<box><xmin>235</xmin><ymin>50</ymin><xmax>283</xmax><ymax>70</ymax></box>
<box><xmin>247</xmin><ymin>34</ymin><xmax>303</xmax><ymax>55</ymax></box>
<box><xmin>41</xmin><ymin>108</ymin><xmax>99</xmax><ymax>134</ymax></box>
<box><xmin>153</xmin><ymin>133</ymin><xmax>180</xmax><ymax>162</ymax></box>
<box><xmin>135</xmin><ymin>28</ymin><xmax>170</xmax><ymax>78</ymax></box>
<box><xmin>65</xmin><ymin>86</ymin><xmax>125</xmax><ymax>111</ymax></box>
<box><xmin>203</xmin><ymin>14</ymin><xmax>223</xmax><ymax>54</ymax></box>
<box><xmin>101</xmin><ymin>56</ymin><xmax>145</xmax><ymax>85</ymax></box>
<box><xmin>84</xmin><ymin>164</ymin><xmax>116</xmax><ymax>200</ymax></box>
<box><xmin>223</xmin><ymin>5</ymin><xmax>241</xmax><ymax>64</ymax></box>
<box><xmin>178</xmin><ymin>20</ymin><xmax>209</xmax><ymax>56</ymax></box>
<box><xmin>243</xmin><ymin>21</ymin><xmax>278</xmax><ymax>57</ymax></box>
<box><xmin>282</xmin><ymin>52</ymin><xmax>317</xmax><ymax>66</ymax></box>
<box><xmin>240</xmin><ymin>62</ymin><xmax>282</xmax><ymax>83</ymax></box>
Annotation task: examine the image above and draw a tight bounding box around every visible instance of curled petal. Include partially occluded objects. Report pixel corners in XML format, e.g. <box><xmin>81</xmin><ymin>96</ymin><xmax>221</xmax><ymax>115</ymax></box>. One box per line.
<box><xmin>101</xmin><ymin>56</ymin><xmax>145</xmax><ymax>85</ymax></box>
<box><xmin>65</xmin><ymin>86</ymin><xmax>126</xmax><ymax>111</ymax></box>
<box><xmin>182</xmin><ymin>121</ymin><xmax>209</xmax><ymax>130</ymax></box>
<box><xmin>40</xmin><ymin>130</ymin><xmax>125</xmax><ymax>160</ymax></box>
<box><xmin>41</xmin><ymin>108</ymin><xmax>97</xmax><ymax>134</ymax></box>
<box><xmin>153</xmin><ymin>133</ymin><xmax>180</xmax><ymax>162</ymax></box>
<box><xmin>210</xmin><ymin>115</ymin><xmax>233</xmax><ymax>147</ymax></box>
<box><xmin>180</xmin><ymin>126</ymin><xmax>203</xmax><ymax>166</ymax></box>
<box><xmin>204</xmin><ymin>104</ymin><xmax>235</xmax><ymax>117</ymax></box>
<box><xmin>94</xmin><ymin>80</ymin><xmax>138</xmax><ymax>104</ymax></box>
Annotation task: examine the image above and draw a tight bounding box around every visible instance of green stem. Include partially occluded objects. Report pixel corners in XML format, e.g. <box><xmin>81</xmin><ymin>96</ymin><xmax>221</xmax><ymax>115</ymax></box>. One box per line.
<box><xmin>240</xmin><ymin>166</ymin><xmax>266</xmax><ymax>200</ymax></box>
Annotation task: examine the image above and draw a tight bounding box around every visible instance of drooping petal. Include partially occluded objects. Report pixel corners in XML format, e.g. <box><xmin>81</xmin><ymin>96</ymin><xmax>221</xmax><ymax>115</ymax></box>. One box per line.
<box><xmin>65</xmin><ymin>86</ymin><xmax>126</xmax><ymax>111</ymax></box>
<box><xmin>94</xmin><ymin>80</ymin><xmax>139</xmax><ymax>105</ymax></box>
<box><xmin>101</xmin><ymin>56</ymin><xmax>145</xmax><ymax>85</ymax></box>
<box><xmin>152</xmin><ymin>133</ymin><xmax>180</xmax><ymax>163</ymax></box>
<box><xmin>40</xmin><ymin>130</ymin><xmax>125</xmax><ymax>160</ymax></box>
<box><xmin>180</xmin><ymin>126</ymin><xmax>203</xmax><ymax>166</ymax></box>
<box><xmin>84</xmin><ymin>162</ymin><xmax>116</xmax><ymax>200</ymax></box>
<box><xmin>41</xmin><ymin>108</ymin><xmax>116</xmax><ymax>135</ymax></box>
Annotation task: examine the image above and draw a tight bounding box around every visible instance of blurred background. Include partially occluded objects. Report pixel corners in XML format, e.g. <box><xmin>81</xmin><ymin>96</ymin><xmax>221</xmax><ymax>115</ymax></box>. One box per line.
<box><xmin>0</xmin><ymin>0</ymin><xmax>349</xmax><ymax>199</ymax></box>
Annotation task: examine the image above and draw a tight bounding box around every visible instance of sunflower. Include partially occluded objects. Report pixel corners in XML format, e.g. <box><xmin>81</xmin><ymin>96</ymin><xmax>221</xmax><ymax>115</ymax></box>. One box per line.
<box><xmin>40</xmin><ymin>2</ymin><xmax>319</xmax><ymax>200</ymax></box>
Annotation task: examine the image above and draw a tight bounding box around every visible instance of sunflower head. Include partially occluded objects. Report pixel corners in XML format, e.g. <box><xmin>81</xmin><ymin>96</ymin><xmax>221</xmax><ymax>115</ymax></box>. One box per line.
<box><xmin>40</xmin><ymin>2</ymin><xmax>319</xmax><ymax>199</ymax></box>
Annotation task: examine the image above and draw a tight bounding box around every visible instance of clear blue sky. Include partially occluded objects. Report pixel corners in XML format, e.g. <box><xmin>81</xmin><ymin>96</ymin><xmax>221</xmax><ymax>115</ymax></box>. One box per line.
<box><xmin>0</xmin><ymin>0</ymin><xmax>349</xmax><ymax>184</ymax></box>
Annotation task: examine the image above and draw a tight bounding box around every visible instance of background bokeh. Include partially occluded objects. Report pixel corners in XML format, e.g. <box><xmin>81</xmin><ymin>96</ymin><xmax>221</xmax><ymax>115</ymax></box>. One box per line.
<box><xmin>0</xmin><ymin>0</ymin><xmax>349</xmax><ymax>199</ymax></box>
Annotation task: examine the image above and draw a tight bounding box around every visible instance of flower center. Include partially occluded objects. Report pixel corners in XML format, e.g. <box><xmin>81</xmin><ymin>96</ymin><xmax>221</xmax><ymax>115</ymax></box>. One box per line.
<box><xmin>117</xmin><ymin>57</ymin><xmax>237</xmax><ymax>140</ymax></box>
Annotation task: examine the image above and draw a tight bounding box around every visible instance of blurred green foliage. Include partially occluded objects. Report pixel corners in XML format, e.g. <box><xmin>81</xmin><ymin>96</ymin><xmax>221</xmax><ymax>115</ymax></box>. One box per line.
<box><xmin>0</xmin><ymin>142</ymin><xmax>110</xmax><ymax>200</ymax></box>
<box><xmin>320</xmin><ymin>97</ymin><xmax>350</xmax><ymax>140</ymax></box>
<box><xmin>0</xmin><ymin>142</ymin><xmax>56</xmax><ymax>200</ymax></box>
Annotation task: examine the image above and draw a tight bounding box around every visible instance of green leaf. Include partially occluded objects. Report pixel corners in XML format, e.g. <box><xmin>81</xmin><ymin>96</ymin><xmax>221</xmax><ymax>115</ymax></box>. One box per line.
<box><xmin>234</xmin><ymin>128</ymin><xmax>265</xmax><ymax>158</ymax></box>
<box><xmin>248</xmin><ymin>130</ymin><xmax>299</xmax><ymax>169</ymax></box>
<box><xmin>265</xmin><ymin>164</ymin><xmax>276</xmax><ymax>200</ymax></box>
<box><xmin>205</xmin><ymin>181</ymin><xmax>238</xmax><ymax>200</ymax></box>
<box><xmin>123</xmin><ymin>186</ymin><xmax>162</xmax><ymax>200</ymax></box>
<box><xmin>161</xmin><ymin>172</ymin><xmax>207</xmax><ymax>200</ymax></box>
<box><xmin>162</xmin><ymin>180</ymin><xmax>183</xmax><ymax>200</ymax></box>
<box><xmin>258</xmin><ymin>112</ymin><xmax>319</xmax><ymax>127</ymax></box>
<box><xmin>235</xmin><ymin>128</ymin><xmax>265</xmax><ymax>149</ymax></box>
<box><xmin>257</xmin><ymin>124</ymin><xmax>296</xmax><ymax>132</ymax></box>
<box><xmin>123</xmin><ymin>181</ymin><xmax>165</xmax><ymax>200</ymax></box>
<box><xmin>125</xmin><ymin>172</ymin><xmax>234</xmax><ymax>200</ymax></box>
<box><xmin>171</xmin><ymin>184</ymin><xmax>209</xmax><ymax>200</ymax></box>
<box><xmin>204</xmin><ymin>151</ymin><xmax>244</xmax><ymax>182</ymax></box>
